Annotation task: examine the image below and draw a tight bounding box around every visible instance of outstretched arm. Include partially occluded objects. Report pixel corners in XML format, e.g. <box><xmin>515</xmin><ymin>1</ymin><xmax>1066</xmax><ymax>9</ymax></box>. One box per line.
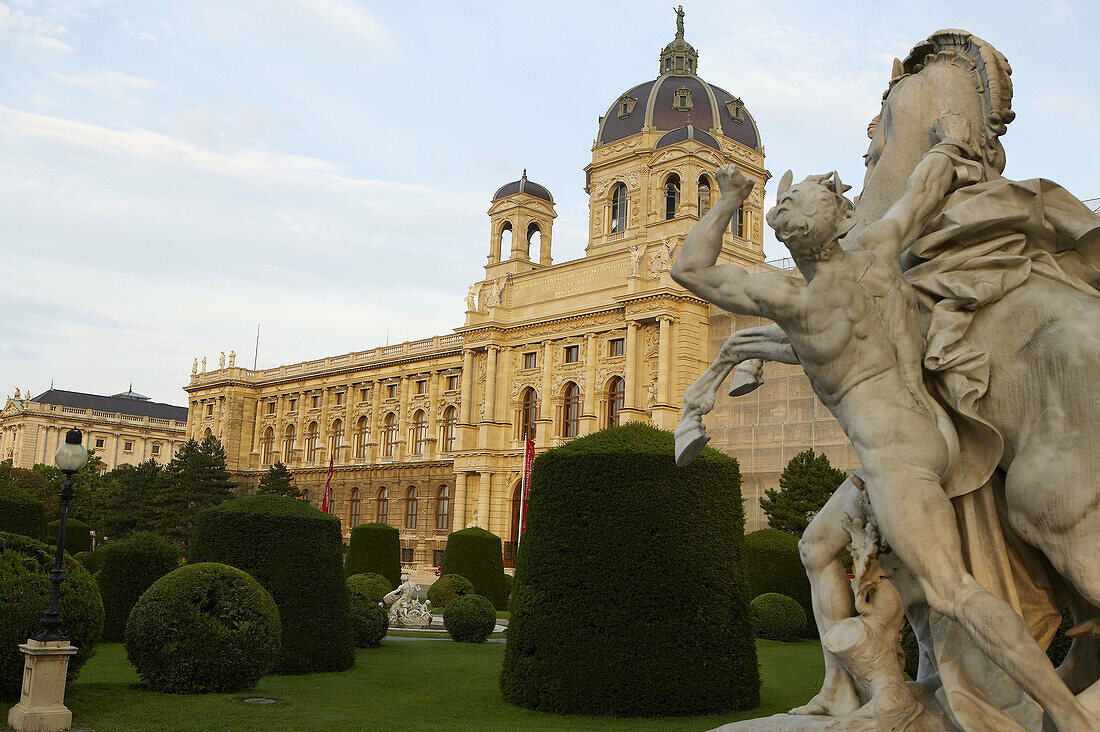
<box><xmin>855</xmin><ymin>112</ymin><xmax>981</xmax><ymax>263</ymax></box>
<box><xmin>672</xmin><ymin>165</ymin><xmax>766</xmax><ymax>316</ymax></box>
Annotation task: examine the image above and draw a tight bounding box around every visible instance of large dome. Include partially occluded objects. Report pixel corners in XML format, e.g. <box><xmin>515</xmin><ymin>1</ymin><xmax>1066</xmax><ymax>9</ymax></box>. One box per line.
<box><xmin>596</xmin><ymin>20</ymin><xmax>760</xmax><ymax>152</ymax></box>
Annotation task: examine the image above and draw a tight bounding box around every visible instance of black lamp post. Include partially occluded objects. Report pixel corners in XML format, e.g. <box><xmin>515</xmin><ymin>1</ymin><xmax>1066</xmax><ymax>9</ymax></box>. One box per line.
<box><xmin>35</xmin><ymin>428</ymin><xmax>88</xmax><ymax>642</ymax></box>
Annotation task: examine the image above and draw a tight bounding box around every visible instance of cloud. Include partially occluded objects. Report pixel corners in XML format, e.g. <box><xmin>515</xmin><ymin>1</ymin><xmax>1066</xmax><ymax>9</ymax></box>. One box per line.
<box><xmin>47</xmin><ymin>70</ymin><xmax>163</xmax><ymax>102</ymax></box>
<box><xmin>1</xmin><ymin>3</ymin><xmax>78</xmax><ymax>53</ymax></box>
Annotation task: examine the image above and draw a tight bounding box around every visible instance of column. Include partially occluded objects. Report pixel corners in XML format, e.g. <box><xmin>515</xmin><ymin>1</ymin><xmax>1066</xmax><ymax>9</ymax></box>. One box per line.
<box><xmin>294</xmin><ymin>392</ymin><xmax>306</xmax><ymax>467</ymax></box>
<box><xmin>453</xmin><ymin>472</ymin><xmax>468</xmax><ymax>530</ymax></box>
<box><xmin>251</xmin><ymin>399</ymin><xmax>264</xmax><ymax>467</ymax></box>
<box><xmin>367</xmin><ymin>380</ymin><xmax>380</xmax><ymax>462</ymax></box>
<box><xmin>319</xmin><ymin>387</ymin><xmax>330</xmax><ymax>463</ymax></box>
<box><xmin>427</xmin><ymin>371</ymin><xmax>440</xmax><ymax>459</ymax></box>
<box><xmin>657</xmin><ymin>317</ymin><xmax>672</xmax><ymax>404</ymax></box>
<box><xmin>582</xmin><ymin>332</ymin><xmax>597</xmax><ymax>434</ymax></box>
<box><xmin>536</xmin><ymin>340</ymin><xmax>554</xmax><ymax>447</ymax></box>
<box><xmin>396</xmin><ymin>375</ymin><xmax>409</xmax><ymax>461</ymax></box>
<box><xmin>460</xmin><ymin>350</ymin><xmax>475</xmax><ymax>424</ymax></box>
<box><xmin>623</xmin><ymin>321</ymin><xmax>640</xmax><ymax>422</ymax></box>
<box><xmin>477</xmin><ymin>472</ymin><xmax>493</xmax><ymax>529</ymax></box>
<box><xmin>483</xmin><ymin>346</ymin><xmax>499</xmax><ymax>422</ymax></box>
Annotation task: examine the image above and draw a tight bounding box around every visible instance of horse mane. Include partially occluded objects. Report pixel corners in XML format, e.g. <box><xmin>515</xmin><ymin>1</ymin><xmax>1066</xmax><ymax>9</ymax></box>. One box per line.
<box><xmin>876</xmin><ymin>30</ymin><xmax>1015</xmax><ymax>175</ymax></box>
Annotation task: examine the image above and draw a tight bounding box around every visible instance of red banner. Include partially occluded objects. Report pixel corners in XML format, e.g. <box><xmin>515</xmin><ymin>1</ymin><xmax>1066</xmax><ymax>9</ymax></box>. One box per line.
<box><xmin>321</xmin><ymin>456</ymin><xmax>334</xmax><ymax>513</ymax></box>
<box><xmin>518</xmin><ymin>438</ymin><xmax>535</xmax><ymax>539</ymax></box>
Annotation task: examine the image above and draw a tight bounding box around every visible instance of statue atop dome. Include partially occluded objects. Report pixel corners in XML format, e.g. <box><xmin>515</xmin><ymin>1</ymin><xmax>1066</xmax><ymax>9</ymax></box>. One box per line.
<box><xmin>674</xmin><ymin>5</ymin><xmax>684</xmax><ymax>37</ymax></box>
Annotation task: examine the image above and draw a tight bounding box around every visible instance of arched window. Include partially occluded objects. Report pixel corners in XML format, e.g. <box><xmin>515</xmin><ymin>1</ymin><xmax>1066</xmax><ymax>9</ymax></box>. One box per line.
<box><xmin>305</xmin><ymin>422</ymin><xmax>320</xmax><ymax>463</ymax></box>
<box><xmin>526</xmin><ymin>222</ymin><xmax>540</xmax><ymax>257</ymax></box>
<box><xmin>498</xmin><ymin>221</ymin><xmax>513</xmax><ymax>257</ymax></box>
<box><xmin>698</xmin><ymin>175</ymin><xmax>712</xmax><ymax>216</ymax></box>
<box><xmin>302</xmin><ymin>489</ymin><xmax>311</xmax><ymax>506</ymax></box>
<box><xmin>664</xmin><ymin>174</ymin><xmax>680</xmax><ymax>220</ymax></box>
<box><xmin>505</xmin><ymin>482</ymin><xmax>523</xmax><ymax>566</ymax></box>
<box><xmin>520</xmin><ymin>387</ymin><xmax>538</xmax><ymax>441</ymax></box>
<box><xmin>283</xmin><ymin>424</ymin><xmax>296</xmax><ymax>460</ymax></box>
<box><xmin>354</xmin><ymin>416</ymin><xmax>369</xmax><ymax>459</ymax></box>
<box><xmin>440</xmin><ymin>406</ymin><xmax>457</xmax><ymax>453</ymax></box>
<box><xmin>203</xmin><ymin>427</ymin><xmax>213</xmax><ymax>440</ymax></box>
<box><xmin>329</xmin><ymin>419</ymin><xmax>343</xmax><ymax>461</ymax></box>
<box><xmin>607</xmin><ymin>376</ymin><xmax>625</xmax><ymax>427</ymax></box>
<box><xmin>610</xmin><ymin>183</ymin><xmax>628</xmax><ymax>233</ymax></box>
<box><xmin>382</xmin><ymin>413</ymin><xmax>397</xmax><ymax>458</ymax></box>
<box><xmin>377</xmin><ymin>487</ymin><xmax>389</xmax><ymax>523</ymax></box>
<box><xmin>410</xmin><ymin>410</ymin><xmax>427</xmax><ymax>456</ymax></box>
<box><xmin>562</xmin><ymin>382</ymin><xmax>580</xmax><ymax>438</ymax></box>
<box><xmin>261</xmin><ymin>427</ymin><xmax>274</xmax><ymax>465</ymax></box>
<box><xmin>349</xmin><ymin>488</ymin><xmax>361</xmax><ymax>528</ymax></box>
<box><xmin>404</xmin><ymin>486</ymin><xmax>418</xmax><ymax>530</ymax></box>
<box><xmin>436</xmin><ymin>485</ymin><xmax>451</xmax><ymax>531</ymax></box>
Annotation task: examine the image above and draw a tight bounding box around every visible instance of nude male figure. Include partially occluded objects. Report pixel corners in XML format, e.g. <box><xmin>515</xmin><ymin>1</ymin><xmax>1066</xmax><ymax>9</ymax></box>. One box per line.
<box><xmin>670</xmin><ymin>113</ymin><xmax>1099</xmax><ymax>730</ymax></box>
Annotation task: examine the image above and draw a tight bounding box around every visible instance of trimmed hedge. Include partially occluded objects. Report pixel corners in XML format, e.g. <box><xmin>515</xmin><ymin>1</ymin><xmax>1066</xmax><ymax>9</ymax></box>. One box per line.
<box><xmin>347</xmin><ymin>573</ymin><xmax>393</xmax><ymax>604</ymax></box>
<box><xmin>501</xmin><ymin>424</ymin><xmax>759</xmax><ymax>716</ymax></box>
<box><xmin>189</xmin><ymin>495</ymin><xmax>355</xmax><ymax>674</ymax></box>
<box><xmin>743</xmin><ymin>528</ymin><xmax>814</xmax><ymax>636</ymax></box>
<box><xmin>125</xmin><ymin>562</ymin><xmax>281</xmax><ymax>693</ymax></box>
<box><xmin>75</xmin><ymin>549</ymin><xmax>106</xmax><ymax>575</ymax></box>
<box><xmin>347</xmin><ymin>577</ymin><xmax>389</xmax><ymax>648</ymax></box>
<box><xmin>47</xmin><ymin>518</ymin><xmax>93</xmax><ymax>555</ymax></box>
<box><xmin>0</xmin><ymin>482</ymin><xmax>46</xmax><ymax>540</ymax></box>
<box><xmin>444</xmin><ymin>594</ymin><xmax>496</xmax><ymax>643</ymax></box>
<box><xmin>95</xmin><ymin>532</ymin><xmax>180</xmax><ymax>641</ymax></box>
<box><xmin>344</xmin><ymin>523</ymin><xmax>400</xmax><ymax>588</ymax></box>
<box><xmin>442</xmin><ymin>527</ymin><xmax>507</xmax><ymax>610</ymax></box>
<box><xmin>503</xmin><ymin>573</ymin><xmax>514</xmax><ymax>602</ymax></box>
<box><xmin>427</xmin><ymin>573</ymin><xmax>474</xmax><ymax>609</ymax></box>
<box><xmin>750</xmin><ymin>593</ymin><xmax>806</xmax><ymax>642</ymax></box>
<box><xmin>0</xmin><ymin>531</ymin><xmax>104</xmax><ymax>698</ymax></box>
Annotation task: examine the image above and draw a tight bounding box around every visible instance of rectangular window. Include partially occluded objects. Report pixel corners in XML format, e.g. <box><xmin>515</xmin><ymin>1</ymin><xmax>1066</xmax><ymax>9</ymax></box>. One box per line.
<box><xmin>445</xmin><ymin>375</ymin><xmax>459</xmax><ymax>391</ymax></box>
<box><xmin>151</xmin><ymin>444</ymin><xmax>160</xmax><ymax>455</ymax></box>
<box><xmin>334</xmin><ymin>392</ymin><xmax>344</xmax><ymax>406</ymax></box>
<box><xmin>433</xmin><ymin>549</ymin><xmax>445</xmax><ymax>567</ymax></box>
<box><xmin>205</xmin><ymin>403</ymin><xmax>213</xmax><ymax>417</ymax></box>
<box><xmin>359</xmin><ymin>388</ymin><xmax>369</xmax><ymax>403</ymax></box>
<box><xmin>609</xmin><ymin>338</ymin><xmax>625</xmax><ymax>357</ymax></box>
<box><xmin>387</xmin><ymin>384</ymin><xmax>398</xmax><ymax>399</ymax></box>
<box><xmin>288</xmin><ymin>398</ymin><xmax>297</xmax><ymax>412</ymax></box>
<box><xmin>401</xmin><ymin>547</ymin><xmax>414</xmax><ymax>564</ymax></box>
<box><xmin>266</xmin><ymin>401</ymin><xmax>276</xmax><ymax>415</ymax></box>
<box><xmin>564</xmin><ymin>345</ymin><xmax>579</xmax><ymax>363</ymax></box>
<box><xmin>523</xmin><ymin>352</ymin><xmax>537</xmax><ymax>370</ymax></box>
<box><xmin>123</xmin><ymin>441</ymin><xmax>134</xmax><ymax>452</ymax></box>
<box><xmin>310</xmin><ymin>395</ymin><xmax>320</xmax><ymax>409</ymax></box>
<box><xmin>95</xmin><ymin>438</ymin><xmax>105</xmax><ymax>449</ymax></box>
<box><xmin>416</xmin><ymin>380</ymin><xmax>427</xmax><ymax>395</ymax></box>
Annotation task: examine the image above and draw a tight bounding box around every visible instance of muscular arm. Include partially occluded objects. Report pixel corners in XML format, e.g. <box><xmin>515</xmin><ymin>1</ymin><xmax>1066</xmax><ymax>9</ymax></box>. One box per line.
<box><xmin>671</xmin><ymin>165</ymin><xmax>767</xmax><ymax>317</ymax></box>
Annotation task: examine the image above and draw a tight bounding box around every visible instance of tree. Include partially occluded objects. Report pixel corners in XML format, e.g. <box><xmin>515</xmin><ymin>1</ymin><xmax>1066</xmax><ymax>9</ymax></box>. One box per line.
<box><xmin>86</xmin><ymin>460</ymin><xmax>163</xmax><ymax>540</ymax></box>
<box><xmin>153</xmin><ymin>436</ymin><xmax>237</xmax><ymax>547</ymax></box>
<box><xmin>759</xmin><ymin>449</ymin><xmax>847</xmax><ymax>535</ymax></box>
<box><xmin>31</xmin><ymin>449</ymin><xmax>105</xmax><ymax>522</ymax></box>
<box><xmin>257</xmin><ymin>461</ymin><xmax>300</xmax><ymax>498</ymax></box>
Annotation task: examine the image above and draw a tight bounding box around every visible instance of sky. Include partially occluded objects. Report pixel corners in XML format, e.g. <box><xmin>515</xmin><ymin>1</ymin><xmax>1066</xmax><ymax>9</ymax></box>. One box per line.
<box><xmin>2</xmin><ymin>0</ymin><xmax>1097</xmax><ymax>406</ymax></box>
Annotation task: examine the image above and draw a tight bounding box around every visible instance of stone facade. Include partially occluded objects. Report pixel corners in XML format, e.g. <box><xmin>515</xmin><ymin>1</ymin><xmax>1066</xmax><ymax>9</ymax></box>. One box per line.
<box><xmin>0</xmin><ymin>388</ymin><xmax>188</xmax><ymax>471</ymax></box>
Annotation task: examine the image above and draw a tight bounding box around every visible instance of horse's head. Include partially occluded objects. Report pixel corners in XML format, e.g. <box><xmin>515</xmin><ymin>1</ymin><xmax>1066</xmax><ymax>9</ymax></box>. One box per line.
<box><xmin>849</xmin><ymin>30</ymin><xmax>1015</xmax><ymax>237</ymax></box>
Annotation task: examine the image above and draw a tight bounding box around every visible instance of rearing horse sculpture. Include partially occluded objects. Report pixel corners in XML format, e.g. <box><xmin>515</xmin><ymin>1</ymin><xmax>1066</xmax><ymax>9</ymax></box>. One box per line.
<box><xmin>677</xmin><ymin>30</ymin><xmax>1100</xmax><ymax>730</ymax></box>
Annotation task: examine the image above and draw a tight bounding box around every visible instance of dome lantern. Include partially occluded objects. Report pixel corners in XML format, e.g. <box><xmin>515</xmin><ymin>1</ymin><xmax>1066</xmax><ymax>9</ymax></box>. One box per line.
<box><xmin>659</xmin><ymin>6</ymin><xmax>698</xmax><ymax>76</ymax></box>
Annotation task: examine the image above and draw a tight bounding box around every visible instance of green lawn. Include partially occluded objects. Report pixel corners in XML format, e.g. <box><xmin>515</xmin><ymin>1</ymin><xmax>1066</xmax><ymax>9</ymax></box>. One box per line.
<box><xmin>3</xmin><ymin>639</ymin><xmax>823</xmax><ymax>731</ymax></box>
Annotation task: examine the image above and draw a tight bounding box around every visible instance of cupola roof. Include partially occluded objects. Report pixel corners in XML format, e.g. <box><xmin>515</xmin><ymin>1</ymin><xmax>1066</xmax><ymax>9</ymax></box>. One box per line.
<box><xmin>492</xmin><ymin>169</ymin><xmax>554</xmax><ymax>204</ymax></box>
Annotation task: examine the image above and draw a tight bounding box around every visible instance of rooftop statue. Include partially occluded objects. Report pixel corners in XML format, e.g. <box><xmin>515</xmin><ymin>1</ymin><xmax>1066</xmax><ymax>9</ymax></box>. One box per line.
<box><xmin>674</xmin><ymin>29</ymin><xmax>1100</xmax><ymax>732</ymax></box>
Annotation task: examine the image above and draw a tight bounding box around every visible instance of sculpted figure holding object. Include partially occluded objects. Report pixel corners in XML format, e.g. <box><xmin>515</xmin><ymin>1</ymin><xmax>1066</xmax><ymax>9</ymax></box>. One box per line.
<box><xmin>670</xmin><ymin>113</ymin><xmax>1099</xmax><ymax>730</ymax></box>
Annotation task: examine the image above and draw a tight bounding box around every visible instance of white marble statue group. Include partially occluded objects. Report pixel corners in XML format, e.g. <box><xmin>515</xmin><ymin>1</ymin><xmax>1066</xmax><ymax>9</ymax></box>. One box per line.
<box><xmin>383</xmin><ymin>577</ymin><xmax>432</xmax><ymax>629</ymax></box>
<box><xmin>672</xmin><ymin>30</ymin><xmax>1100</xmax><ymax>731</ymax></box>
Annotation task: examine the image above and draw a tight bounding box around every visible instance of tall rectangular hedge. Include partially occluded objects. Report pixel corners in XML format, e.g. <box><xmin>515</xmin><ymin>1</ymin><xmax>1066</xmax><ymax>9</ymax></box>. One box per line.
<box><xmin>441</xmin><ymin>527</ymin><xmax>507</xmax><ymax>610</ymax></box>
<box><xmin>344</xmin><ymin>522</ymin><xmax>400</xmax><ymax>588</ymax></box>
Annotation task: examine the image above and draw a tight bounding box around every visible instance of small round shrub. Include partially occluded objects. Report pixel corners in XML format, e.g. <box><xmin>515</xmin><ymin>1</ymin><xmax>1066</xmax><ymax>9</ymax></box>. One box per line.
<box><xmin>427</xmin><ymin>573</ymin><xmax>474</xmax><ymax>608</ymax></box>
<box><xmin>75</xmin><ymin>548</ymin><xmax>106</xmax><ymax>575</ymax></box>
<box><xmin>95</xmin><ymin>532</ymin><xmax>180</xmax><ymax>641</ymax></box>
<box><xmin>502</xmin><ymin>424</ymin><xmax>759</xmax><ymax>716</ymax></box>
<box><xmin>750</xmin><ymin>593</ymin><xmax>806</xmax><ymax>642</ymax></box>
<box><xmin>125</xmin><ymin>562</ymin><xmax>281</xmax><ymax>693</ymax></box>
<box><xmin>743</xmin><ymin>528</ymin><xmax>814</xmax><ymax>636</ymax></box>
<box><xmin>0</xmin><ymin>482</ymin><xmax>46</xmax><ymax>539</ymax></box>
<box><xmin>441</xmin><ymin>527</ymin><xmax>507</xmax><ymax>610</ymax></box>
<box><xmin>344</xmin><ymin>523</ymin><xmax>400</xmax><ymax>588</ymax></box>
<box><xmin>444</xmin><ymin>594</ymin><xmax>496</xmax><ymax>643</ymax></box>
<box><xmin>347</xmin><ymin>579</ymin><xmax>389</xmax><ymax>649</ymax></box>
<box><xmin>0</xmin><ymin>531</ymin><xmax>104</xmax><ymax>698</ymax></box>
<box><xmin>347</xmin><ymin>572</ymin><xmax>393</xmax><ymax>604</ymax></box>
<box><xmin>47</xmin><ymin>518</ymin><xmax>93</xmax><ymax>555</ymax></box>
<box><xmin>189</xmin><ymin>494</ymin><xmax>354</xmax><ymax>674</ymax></box>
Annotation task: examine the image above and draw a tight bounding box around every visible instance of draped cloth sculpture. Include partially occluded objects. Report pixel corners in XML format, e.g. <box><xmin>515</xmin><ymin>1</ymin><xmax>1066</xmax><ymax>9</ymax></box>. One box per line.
<box><xmin>672</xmin><ymin>29</ymin><xmax>1100</xmax><ymax>732</ymax></box>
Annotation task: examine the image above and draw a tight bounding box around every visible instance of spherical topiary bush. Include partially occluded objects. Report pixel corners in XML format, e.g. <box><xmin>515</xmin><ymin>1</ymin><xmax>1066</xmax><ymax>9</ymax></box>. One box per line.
<box><xmin>750</xmin><ymin>593</ymin><xmax>806</xmax><ymax>642</ymax></box>
<box><xmin>0</xmin><ymin>531</ymin><xmax>104</xmax><ymax>698</ymax></box>
<box><xmin>501</xmin><ymin>424</ymin><xmax>759</xmax><ymax>716</ymax></box>
<box><xmin>125</xmin><ymin>562</ymin><xmax>281</xmax><ymax>693</ymax></box>
<box><xmin>743</xmin><ymin>528</ymin><xmax>814</xmax><ymax>636</ymax></box>
<box><xmin>0</xmin><ymin>482</ymin><xmax>45</xmax><ymax>540</ymax></box>
<box><xmin>346</xmin><ymin>572</ymin><xmax>393</xmax><ymax>604</ymax></box>
<box><xmin>95</xmin><ymin>532</ymin><xmax>180</xmax><ymax>641</ymax></box>
<box><xmin>47</xmin><ymin>518</ymin><xmax>93</xmax><ymax>555</ymax></box>
<box><xmin>444</xmin><ymin>594</ymin><xmax>496</xmax><ymax>643</ymax></box>
<box><xmin>427</xmin><ymin>573</ymin><xmax>474</xmax><ymax>609</ymax></box>
<box><xmin>188</xmin><ymin>495</ymin><xmax>355</xmax><ymax>674</ymax></box>
<box><xmin>347</xmin><ymin>578</ymin><xmax>389</xmax><ymax>649</ymax></box>
<box><xmin>344</xmin><ymin>523</ymin><xmax>400</xmax><ymax>588</ymax></box>
<box><xmin>441</xmin><ymin>527</ymin><xmax>508</xmax><ymax>610</ymax></box>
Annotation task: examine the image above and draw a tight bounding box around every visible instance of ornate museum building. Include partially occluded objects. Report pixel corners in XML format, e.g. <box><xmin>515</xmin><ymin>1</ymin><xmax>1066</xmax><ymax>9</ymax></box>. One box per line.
<box><xmin>184</xmin><ymin>18</ymin><xmax>859</xmax><ymax>570</ymax></box>
<box><xmin>1</xmin><ymin>387</ymin><xmax>188</xmax><ymax>471</ymax></box>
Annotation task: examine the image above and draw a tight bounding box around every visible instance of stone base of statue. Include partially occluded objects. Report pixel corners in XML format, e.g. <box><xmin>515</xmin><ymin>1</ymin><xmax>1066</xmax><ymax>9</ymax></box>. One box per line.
<box><xmin>7</xmin><ymin>639</ymin><xmax>79</xmax><ymax>732</ymax></box>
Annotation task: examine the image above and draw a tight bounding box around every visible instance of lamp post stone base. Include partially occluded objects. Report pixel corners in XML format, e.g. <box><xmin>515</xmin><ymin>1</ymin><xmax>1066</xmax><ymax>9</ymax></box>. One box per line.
<box><xmin>7</xmin><ymin>639</ymin><xmax>79</xmax><ymax>732</ymax></box>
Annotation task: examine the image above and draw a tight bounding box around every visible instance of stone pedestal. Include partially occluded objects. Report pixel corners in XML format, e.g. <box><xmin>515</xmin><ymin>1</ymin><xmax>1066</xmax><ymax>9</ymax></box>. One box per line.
<box><xmin>6</xmin><ymin>639</ymin><xmax>78</xmax><ymax>732</ymax></box>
